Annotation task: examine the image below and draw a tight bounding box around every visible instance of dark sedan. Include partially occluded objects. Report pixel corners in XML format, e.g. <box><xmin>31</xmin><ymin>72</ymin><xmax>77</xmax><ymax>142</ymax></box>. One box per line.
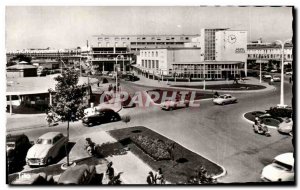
<box><xmin>82</xmin><ymin>108</ymin><xmax>121</xmax><ymax>127</ymax></box>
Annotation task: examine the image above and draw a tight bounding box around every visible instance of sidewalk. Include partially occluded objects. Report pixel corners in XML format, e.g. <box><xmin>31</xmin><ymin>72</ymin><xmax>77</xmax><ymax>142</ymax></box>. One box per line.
<box><xmin>62</xmin><ymin>131</ymin><xmax>157</xmax><ymax>184</ymax></box>
<box><xmin>132</xmin><ymin>72</ymin><xmax>275</xmax><ymax>93</ymax></box>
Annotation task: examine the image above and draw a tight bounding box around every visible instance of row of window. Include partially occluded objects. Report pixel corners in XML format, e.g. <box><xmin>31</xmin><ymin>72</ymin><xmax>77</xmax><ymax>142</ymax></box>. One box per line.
<box><xmin>141</xmin><ymin>51</ymin><xmax>159</xmax><ymax>57</ymax></box>
<box><xmin>248</xmin><ymin>53</ymin><xmax>293</xmax><ymax>59</ymax></box>
<box><xmin>172</xmin><ymin>64</ymin><xmax>238</xmax><ymax>70</ymax></box>
<box><xmin>98</xmin><ymin>37</ymin><xmax>190</xmax><ymax>41</ymax></box>
<box><xmin>141</xmin><ymin>60</ymin><xmax>159</xmax><ymax>69</ymax></box>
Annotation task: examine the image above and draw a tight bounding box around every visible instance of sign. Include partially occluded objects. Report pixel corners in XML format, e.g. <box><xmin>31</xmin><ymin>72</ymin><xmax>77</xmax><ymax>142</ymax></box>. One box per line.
<box><xmin>235</xmin><ymin>48</ymin><xmax>246</xmax><ymax>54</ymax></box>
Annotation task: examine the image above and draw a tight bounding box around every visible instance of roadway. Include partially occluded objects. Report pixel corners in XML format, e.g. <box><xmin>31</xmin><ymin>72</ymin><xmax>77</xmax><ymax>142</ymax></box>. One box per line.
<box><xmin>7</xmin><ymin>75</ymin><xmax>294</xmax><ymax>183</ymax></box>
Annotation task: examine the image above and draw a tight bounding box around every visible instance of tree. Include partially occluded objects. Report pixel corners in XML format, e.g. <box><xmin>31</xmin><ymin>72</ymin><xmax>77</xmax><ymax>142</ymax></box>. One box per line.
<box><xmin>47</xmin><ymin>67</ymin><xmax>86</xmax><ymax>166</ymax></box>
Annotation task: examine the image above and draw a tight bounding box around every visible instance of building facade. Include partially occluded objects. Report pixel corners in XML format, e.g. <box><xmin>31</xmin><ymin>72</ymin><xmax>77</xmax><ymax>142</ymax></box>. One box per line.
<box><xmin>135</xmin><ymin>28</ymin><xmax>247</xmax><ymax>80</ymax></box>
<box><xmin>247</xmin><ymin>44</ymin><xmax>293</xmax><ymax>67</ymax></box>
<box><xmin>91</xmin><ymin>35</ymin><xmax>199</xmax><ymax>54</ymax></box>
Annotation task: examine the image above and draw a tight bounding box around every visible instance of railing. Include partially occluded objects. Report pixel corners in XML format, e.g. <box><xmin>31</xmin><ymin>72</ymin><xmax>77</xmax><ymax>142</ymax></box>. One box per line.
<box><xmin>92</xmin><ymin>51</ymin><xmax>130</xmax><ymax>54</ymax></box>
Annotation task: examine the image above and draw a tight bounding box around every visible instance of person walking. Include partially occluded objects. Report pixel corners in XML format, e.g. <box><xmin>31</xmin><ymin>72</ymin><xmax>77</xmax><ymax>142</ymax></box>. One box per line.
<box><xmin>105</xmin><ymin>162</ymin><xmax>115</xmax><ymax>184</ymax></box>
<box><xmin>155</xmin><ymin>168</ymin><xmax>165</xmax><ymax>184</ymax></box>
<box><xmin>146</xmin><ymin>171</ymin><xmax>155</xmax><ymax>184</ymax></box>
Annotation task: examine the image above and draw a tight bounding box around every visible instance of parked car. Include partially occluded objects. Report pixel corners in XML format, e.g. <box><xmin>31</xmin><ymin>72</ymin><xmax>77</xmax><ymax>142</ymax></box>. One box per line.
<box><xmin>125</xmin><ymin>75</ymin><xmax>140</xmax><ymax>81</ymax></box>
<box><xmin>11</xmin><ymin>172</ymin><xmax>54</xmax><ymax>185</ymax></box>
<box><xmin>58</xmin><ymin>164</ymin><xmax>96</xmax><ymax>185</ymax></box>
<box><xmin>263</xmin><ymin>74</ymin><xmax>272</xmax><ymax>79</ymax></box>
<box><xmin>278</xmin><ymin>118</ymin><xmax>293</xmax><ymax>135</ymax></box>
<box><xmin>261</xmin><ymin>152</ymin><xmax>294</xmax><ymax>182</ymax></box>
<box><xmin>213</xmin><ymin>94</ymin><xmax>237</xmax><ymax>105</ymax></box>
<box><xmin>285</xmin><ymin>71</ymin><xmax>293</xmax><ymax>75</ymax></box>
<box><xmin>270</xmin><ymin>69</ymin><xmax>278</xmax><ymax>73</ymax></box>
<box><xmin>26</xmin><ymin>132</ymin><xmax>68</xmax><ymax>166</ymax></box>
<box><xmin>272</xmin><ymin>76</ymin><xmax>281</xmax><ymax>82</ymax></box>
<box><xmin>82</xmin><ymin>108</ymin><xmax>121</xmax><ymax>126</ymax></box>
<box><xmin>6</xmin><ymin>134</ymin><xmax>32</xmax><ymax>173</ymax></box>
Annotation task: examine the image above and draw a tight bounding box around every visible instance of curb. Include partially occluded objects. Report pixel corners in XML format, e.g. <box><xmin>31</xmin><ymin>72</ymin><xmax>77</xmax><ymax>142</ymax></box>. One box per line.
<box><xmin>242</xmin><ymin>113</ymin><xmax>278</xmax><ymax>129</ymax></box>
<box><xmin>131</xmin><ymin>81</ymin><xmax>275</xmax><ymax>94</ymax></box>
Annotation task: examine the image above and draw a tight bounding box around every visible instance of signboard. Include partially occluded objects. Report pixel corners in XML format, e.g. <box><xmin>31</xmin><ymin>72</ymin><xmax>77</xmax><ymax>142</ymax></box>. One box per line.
<box><xmin>235</xmin><ymin>48</ymin><xmax>246</xmax><ymax>54</ymax></box>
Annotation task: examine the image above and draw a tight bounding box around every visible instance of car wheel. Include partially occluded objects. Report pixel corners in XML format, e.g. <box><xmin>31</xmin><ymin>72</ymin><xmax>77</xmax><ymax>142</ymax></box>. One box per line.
<box><xmin>47</xmin><ymin>157</ymin><xmax>52</xmax><ymax>165</ymax></box>
<box><xmin>222</xmin><ymin>102</ymin><xmax>225</xmax><ymax>106</ymax></box>
<box><xmin>88</xmin><ymin>122</ymin><xmax>93</xmax><ymax>127</ymax></box>
<box><xmin>169</xmin><ymin>107</ymin><xmax>173</xmax><ymax>111</ymax></box>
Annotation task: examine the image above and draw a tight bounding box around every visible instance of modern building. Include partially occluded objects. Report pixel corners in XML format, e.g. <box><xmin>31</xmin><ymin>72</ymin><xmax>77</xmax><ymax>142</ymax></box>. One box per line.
<box><xmin>91</xmin><ymin>34</ymin><xmax>199</xmax><ymax>54</ymax></box>
<box><xmin>247</xmin><ymin>43</ymin><xmax>293</xmax><ymax>68</ymax></box>
<box><xmin>135</xmin><ymin>28</ymin><xmax>248</xmax><ymax>80</ymax></box>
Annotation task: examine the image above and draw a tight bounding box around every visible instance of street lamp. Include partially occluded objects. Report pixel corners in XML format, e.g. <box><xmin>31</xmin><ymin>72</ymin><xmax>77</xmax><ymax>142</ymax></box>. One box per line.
<box><xmin>203</xmin><ymin>62</ymin><xmax>206</xmax><ymax>90</ymax></box>
<box><xmin>275</xmin><ymin>39</ymin><xmax>291</xmax><ymax>108</ymax></box>
<box><xmin>115</xmin><ymin>55</ymin><xmax>124</xmax><ymax>92</ymax></box>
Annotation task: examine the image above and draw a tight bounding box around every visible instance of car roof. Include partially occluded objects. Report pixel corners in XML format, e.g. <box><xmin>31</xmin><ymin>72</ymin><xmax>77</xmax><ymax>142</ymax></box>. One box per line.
<box><xmin>223</xmin><ymin>94</ymin><xmax>232</xmax><ymax>96</ymax></box>
<box><xmin>274</xmin><ymin>152</ymin><xmax>294</xmax><ymax>166</ymax></box>
<box><xmin>38</xmin><ymin>132</ymin><xmax>62</xmax><ymax>139</ymax></box>
<box><xmin>58</xmin><ymin>164</ymin><xmax>90</xmax><ymax>184</ymax></box>
<box><xmin>6</xmin><ymin>134</ymin><xmax>28</xmax><ymax>142</ymax></box>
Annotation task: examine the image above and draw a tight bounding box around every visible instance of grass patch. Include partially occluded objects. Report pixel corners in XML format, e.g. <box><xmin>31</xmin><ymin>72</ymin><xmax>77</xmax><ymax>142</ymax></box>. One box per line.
<box><xmin>244</xmin><ymin>111</ymin><xmax>281</xmax><ymax>127</ymax></box>
<box><xmin>108</xmin><ymin>126</ymin><xmax>224</xmax><ymax>184</ymax></box>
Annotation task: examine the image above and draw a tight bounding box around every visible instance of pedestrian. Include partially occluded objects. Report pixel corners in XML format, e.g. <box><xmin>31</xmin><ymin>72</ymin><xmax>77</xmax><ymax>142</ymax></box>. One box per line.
<box><xmin>105</xmin><ymin>162</ymin><xmax>115</xmax><ymax>184</ymax></box>
<box><xmin>289</xmin><ymin>77</ymin><xmax>292</xmax><ymax>84</ymax></box>
<box><xmin>213</xmin><ymin>91</ymin><xmax>219</xmax><ymax>98</ymax></box>
<box><xmin>155</xmin><ymin>168</ymin><xmax>164</xmax><ymax>184</ymax></box>
<box><xmin>147</xmin><ymin>171</ymin><xmax>155</xmax><ymax>184</ymax></box>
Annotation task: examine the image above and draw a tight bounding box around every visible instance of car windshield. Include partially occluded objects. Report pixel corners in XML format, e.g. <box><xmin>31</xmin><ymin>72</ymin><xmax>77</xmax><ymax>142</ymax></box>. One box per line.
<box><xmin>6</xmin><ymin>142</ymin><xmax>15</xmax><ymax>148</ymax></box>
<box><xmin>219</xmin><ymin>95</ymin><xmax>225</xmax><ymax>99</ymax></box>
<box><xmin>36</xmin><ymin>138</ymin><xmax>52</xmax><ymax>144</ymax></box>
<box><xmin>273</xmin><ymin>160</ymin><xmax>293</xmax><ymax>171</ymax></box>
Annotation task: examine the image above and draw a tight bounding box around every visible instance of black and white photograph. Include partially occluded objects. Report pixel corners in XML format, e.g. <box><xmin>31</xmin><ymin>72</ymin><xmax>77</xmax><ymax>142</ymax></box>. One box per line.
<box><xmin>4</xmin><ymin>4</ymin><xmax>295</xmax><ymax>186</ymax></box>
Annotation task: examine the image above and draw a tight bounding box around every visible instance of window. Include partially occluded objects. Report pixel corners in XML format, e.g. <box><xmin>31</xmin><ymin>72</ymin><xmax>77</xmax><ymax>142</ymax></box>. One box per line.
<box><xmin>142</xmin><ymin>60</ymin><xmax>144</xmax><ymax>67</ymax></box>
<box><xmin>152</xmin><ymin>52</ymin><xmax>154</xmax><ymax>57</ymax></box>
<box><xmin>142</xmin><ymin>37</ymin><xmax>146</xmax><ymax>40</ymax></box>
<box><xmin>185</xmin><ymin>37</ymin><xmax>189</xmax><ymax>40</ymax></box>
<box><xmin>156</xmin><ymin>60</ymin><xmax>159</xmax><ymax>68</ymax></box>
<box><xmin>156</xmin><ymin>51</ymin><xmax>158</xmax><ymax>57</ymax></box>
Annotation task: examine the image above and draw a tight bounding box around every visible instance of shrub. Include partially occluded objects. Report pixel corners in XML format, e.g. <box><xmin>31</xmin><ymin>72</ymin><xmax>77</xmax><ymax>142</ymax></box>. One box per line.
<box><xmin>266</xmin><ymin>107</ymin><xmax>292</xmax><ymax>118</ymax></box>
<box><xmin>131</xmin><ymin>135</ymin><xmax>171</xmax><ymax>161</ymax></box>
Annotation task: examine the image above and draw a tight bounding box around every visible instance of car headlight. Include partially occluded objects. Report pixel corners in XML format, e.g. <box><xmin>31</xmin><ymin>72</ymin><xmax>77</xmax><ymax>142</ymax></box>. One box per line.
<box><xmin>40</xmin><ymin>158</ymin><xmax>45</xmax><ymax>163</ymax></box>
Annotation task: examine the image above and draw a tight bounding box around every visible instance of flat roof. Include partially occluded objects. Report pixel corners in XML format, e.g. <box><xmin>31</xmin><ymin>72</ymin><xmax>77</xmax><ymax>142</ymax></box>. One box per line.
<box><xmin>6</xmin><ymin>74</ymin><xmax>98</xmax><ymax>96</ymax></box>
<box><xmin>7</xmin><ymin>65</ymin><xmax>37</xmax><ymax>70</ymax></box>
<box><xmin>172</xmin><ymin>61</ymin><xmax>242</xmax><ymax>65</ymax></box>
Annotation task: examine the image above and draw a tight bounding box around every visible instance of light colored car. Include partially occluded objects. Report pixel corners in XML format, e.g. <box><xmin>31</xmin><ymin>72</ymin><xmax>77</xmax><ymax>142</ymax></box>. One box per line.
<box><xmin>261</xmin><ymin>152</ymin><xmax>294</xmax><ymax>182</ymax></box>
<box><xmin>270</xmin><ymin>69</ymin><xmax>278</xmax><ymax>73</ymax></box>
<box><xmin>26</xmin><ymin>132</ymin><xmax>67</xmax><ymax>166</ymax></box>
<box><xmin>161</xmin><ymin>98</ymin><xmax>189</xmax><ymax>111</ymax></box>
<box><xmin>278</xmin><ymin>118</ymin><xmax>293</xmax><ymax>135</ymax></box>
<box><xmin>263</xmin><ymin>74</ymin><xmax>272</xmax><ymax>79</ymax></box>
<box><xmin>213</xmin><ymin>94</ymin><xmax>237</xmax><ymax>105</ymax></box>
<box><xmin>286</xmin><ymin>71</ymin><xmax>293</xmax><ymax>75</ymax></box>
<box><xmin>272</xmin><ymin>76</ymin><xmax>281</xmax><ymax>82</ymax></box>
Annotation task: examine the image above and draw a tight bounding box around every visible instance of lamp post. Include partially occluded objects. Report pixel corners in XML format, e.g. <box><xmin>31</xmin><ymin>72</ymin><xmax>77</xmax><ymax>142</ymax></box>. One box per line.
<box><xmin>275</xmin><ymin>39</ymin><xmax>291</xmax><ymax>108</ymax></box>
<box><xmin>203</xmin><ymin>62</ymin><xmax>206</xmax><ymax>90</ymax></box>
<box><xmin>259</xmin><ymin>55</ymin><xmax>262</xmax><ymax>83</ymax></box>
<box><xmin>115</xmin><ymin>55</ymin><xmax>124</xmax><ymax>92</ymax></box>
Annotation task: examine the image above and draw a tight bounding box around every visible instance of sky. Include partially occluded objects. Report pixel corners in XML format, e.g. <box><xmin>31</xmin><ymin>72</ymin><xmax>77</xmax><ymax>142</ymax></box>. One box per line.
<box><xmin>5</xmin><ymin>6</ymin><xmax>293</xmax><ymax>51</ymax></box>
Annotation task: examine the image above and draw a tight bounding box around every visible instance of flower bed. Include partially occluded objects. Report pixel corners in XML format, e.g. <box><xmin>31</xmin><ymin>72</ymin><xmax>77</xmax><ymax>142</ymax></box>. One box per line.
<box><xmin>131</xmin><ymin>135</ymin><xmax>171</xmax><ymax>161</ymax></box>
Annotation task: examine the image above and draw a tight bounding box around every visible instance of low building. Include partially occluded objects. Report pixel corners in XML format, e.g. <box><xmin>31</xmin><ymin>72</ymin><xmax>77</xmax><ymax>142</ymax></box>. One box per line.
<box><xmin>6</xmin><ymin>64</ymin><xmax>37</xmax><ymax>78</ymax></box>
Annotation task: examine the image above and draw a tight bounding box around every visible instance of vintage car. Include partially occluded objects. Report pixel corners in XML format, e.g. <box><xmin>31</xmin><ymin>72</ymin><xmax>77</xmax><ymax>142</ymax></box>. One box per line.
<box><xmin>213</xmin><ymin>94</ymin><xmax>237</xmax><ymax>105</ymax></box>
<box><xmin>272</xmin><ymin>75</ymin><xmax>281</xmax><ymax>82</ymax></box>
<box><xmin>263</xmin><ymin>74</ymin><xmax>272</xmax><ymax>79</ymax></box>
<box><xmin>82</xmin><ymin>108</ymin><xmax>121</xmax><ymax>126</ymax></box>
<box><xmin>6</xmin><ymin>134</ymin><xmax>32</xmax><ymax>173</ymax></box>
<box><xmin>58</xmin><ymin>164</ymin><xmax>96</xmax><ymax>185</ymax></box>
<box><xmin>161</xmin><ymin>92</ymin><xmax>191</xmax><ymax>111</ymax></box>
<box><xmin>261</xmin><ymin>152</ymin><xmax>294</xmax><ymax>182</ymax></box>
<box><xmin>26</xmin><ymin>132</ymin><xmax>67</xmax><ymax>166</ymax></box>
<box><xmin>278</xmin><ymin>118</ymin><xmax>293</xmax><ymax>135</ymax></box>
<box><xmin>11</xmin><ymin>172</ymin><xmax>54</xmax><ymax>185</ymax></box>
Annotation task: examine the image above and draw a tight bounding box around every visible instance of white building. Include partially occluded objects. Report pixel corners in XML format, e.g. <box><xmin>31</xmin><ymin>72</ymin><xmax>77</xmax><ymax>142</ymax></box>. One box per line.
<box><xmin>135</xmin><ymin>28</ymin><xmax>248</xmax><ymax>80</ymax></box>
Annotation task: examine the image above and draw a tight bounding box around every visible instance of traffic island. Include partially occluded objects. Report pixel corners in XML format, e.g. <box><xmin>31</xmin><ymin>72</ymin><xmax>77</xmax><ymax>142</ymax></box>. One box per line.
<box><xmin>243</xmin><ymin>110</ymin><xmax>286</xmax><ymax>128</ymax></box>
<box><xmin>108</xmin><ymin>126</ymin><xmax>225</xmax><ymax>184</ymax></box>
<box><xmin>172</xmin><ymin>83</ymin><xmax>266</xmax><ymax>91</ymax></box>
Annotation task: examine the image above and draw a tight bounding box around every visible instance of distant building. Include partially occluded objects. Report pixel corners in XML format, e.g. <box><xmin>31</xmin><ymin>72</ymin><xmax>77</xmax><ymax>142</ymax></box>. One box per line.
<box><xmin>247</xmin><ymin>43</ymin><xmax>293</xmax><ymax>67</ymax></box>
<box><xmin>6</xmin><ymin>62</ymin><xmax>37</xmax><ymax>78</ymax></box>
